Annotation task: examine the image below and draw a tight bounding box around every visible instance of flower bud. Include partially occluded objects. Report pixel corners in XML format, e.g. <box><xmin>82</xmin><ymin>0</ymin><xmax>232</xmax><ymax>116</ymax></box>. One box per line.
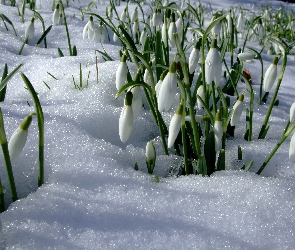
<box><xmin>8</xmin><ymin>114</ymin><xmax>33</xmax><ymax>161</ymax></box>
<box><xmin>290</xmin><ymin>102</ymin><xmax>295</xmax><ymax>122</ymax></box>
<box><xmin>205</xmin><ymin>38</ymin><xmax>222</xmax><ymax>85</ymax></box>
<box><xmin>146</xmin><ymin>140</ymin><xmax>156</xmax><ymax>174</ymax></box>
<box><xmin>230</xmin><ymin>94</ymin><xmax>244</xmax><ymax>126</ymax></box>
<box><xmin>119</xmin><ymin>92</ymin><xmax>133</xmax><ymax>143</ymax></box>
<box><xmin>168</xmin><ymin>104</ymin><xmax>183</xmax><ymax>148</ymax></box>
<box><xmin>52</xmin><ymin>4</ymin><xmax>60</xmax><ymax>25</ymax></box>
<box><xmin>157</xmin><ymin>61</ymin><xmax>177</xmax><ymax>112</ymax></box>
<box><xmin>25</xmin><ymin>17</ymin><xmax>35</xmax><ymax>43</ymax></box>
<box><xmin>263</xmin><ymin>56</ymin><xmax>278</xmax><ymax>92</ymax></box>
<box><xmin>289</xmin><ymin>133</ymin><xmax>295</xmax><ymax>161</ymax></box>
<box><xmin>116</xmin><ymin>54</ymin><xmax>128</xmax><ymax>90</ymax></box>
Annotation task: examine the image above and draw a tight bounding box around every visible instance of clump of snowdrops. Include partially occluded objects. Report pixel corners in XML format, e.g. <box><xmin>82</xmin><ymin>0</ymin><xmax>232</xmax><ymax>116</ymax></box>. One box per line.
<box><xmin>87</xmin><ymin>0</ymin><xmax>295</xmax><ymax>177</ymax></box>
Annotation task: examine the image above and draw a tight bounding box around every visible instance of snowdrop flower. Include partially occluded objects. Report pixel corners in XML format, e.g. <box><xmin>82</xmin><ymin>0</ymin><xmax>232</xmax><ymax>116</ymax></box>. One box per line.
<box><xmin>140</xmin><ymin>27</ymin><xmax>147</xmax><ymax>46</ymax></box>
<box><xmin>205</xmin><ymin>38</ymin><xmax>222</xmax><ymax>85</ymax></box>
<box><xmin>143</xmin><ymin>68</ymin><xmax>151</xmax><ymax>86</ymax></box>
<box><xmin>58</xmin><ymin>12</ymin><xmax>63</xmax><ymax>25</ymax></box>
<box><xmin>290</xmin><ymin>102</ymin><xmax>295</xmax><ymax>122</ymax></box>
<box><xmin>214</xmin><ymin>110</ymin><xmax>223</xmax><ymax>152</ymax></box>
<box><xmin>155</xmin><ymin>72</ymin><xmax>166</xmax><ymax>98</ymax></box>
<box><xmin>113</xmin><ymin>32</ymin><xmax>118</xmax><ymax>42</ymax></box>
<box><xmin>175</xmin><ymin>17</ymin><xmax>183</xmax><ymax>41</ymax></box>
<box><xmin>116</xmin><ymin>54</ymin><xmax>128</xmax><ymax>90</ymax></box>
<box><xmin>168</xmin><ymin>14</ymin><xmax>177</xmax><ymax>48</ymax></box>
<box><xmin>211</xmin><ymin>14</ymin><xmax>222</xmax><ymax>36</ymax></box>
<box><xmin>146</xmin><ymin>140</ymin><xmax>156</xmax><ymax>174</ymax></box>
<box><xmin>157</xmin><ymin>61</ymin><xmax>178</xmax><ymax>112</ymax></box>
<box><xmin>152</xmin><ymin>9</ymin><xmax>162</xmax><ymax>27</ymax></box>
<box><xmin>98</xmin><ymin>24</ymin><xmax>106</xmax><ymax>43</ymax></box>
<box><xmin>256</xmin><ymin>19</ymin><xmax>264</xmax><ymax>40</ymax></box>
<box><xmin>237</xmin><ymin>12</ymin><xmax>246</xmax><ymax>32</ymax></box>
<box><xmin>237</xmin><ymin>52</ymin><xmax>256</xmax><ymax>61</ymax></box>
<box><xmin>82</xmin><ymin>16</ymin><xmax>94</xmax><ymax>40</ymax></box>
<box><xmin>168</xmin><ymin>104</ymin><xmax>183</xmax><ymax>148</ymax></box>
<box><xmin>130</xmin><ymin>85</ymin><xmax>142</xmax><ymax>120</ymax></box>
<box><xmin>25</xmin><ymin>17</ymin><xmax>35</xmax><ymax>43</ymax></box>
<box><xmin>132</xmin><ymin>19</ymin><xmax>139</xmax><ymax>39</ymax></box>
<box><xmin>189</xmin><ymin>40</ymin><xmax>201</xmax><ymax>74</ymax></box>
<box><xmin>161</xmin><ymin>20</ymin><xmax>168</xmax><ymax>48</ymax></box>
<box><xmin>120</xmin><ymin>8</ymin><xmax>127</xmax><ymax>23</ymax></box>
<box><xmin>8</xmin><ymin>114</ymin><xmax>33</xmax><ymax>161</ymax></box>
<box><xmin>263</xmin><ymin>56</ymin><xmax>278</xmax><ymax>92</ymax></box>
<box><xmin>131</xmin><ymin>7</ymin><xmax>138</xmax><ymax>23</ymax></box>
<box><xmin>289</xmin><ymin>133</ymin><xmax>295</xmax><ymax>161</ymax></box>
<box><xmin>119</xmin><ymin>92</ymin><xmax>133</xmax><ymax>143</ymax></box>
<box><xmin>52</xmin><ymin>3</ymin><xmax>60</xmax><ymax>25</ymax></box>
<box><xmin>196</xmin><ymin>85</ymin><xmax>205</xmax><ymax>110</ymax></box>
<box><xmin>230</xmin><ymin>94</ymin><xmax>244</xmax><ymax>126</ymax></box>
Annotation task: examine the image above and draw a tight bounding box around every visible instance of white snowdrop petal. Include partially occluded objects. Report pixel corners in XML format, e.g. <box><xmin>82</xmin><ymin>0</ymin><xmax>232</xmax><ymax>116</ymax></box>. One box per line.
<box><xmin>119</xmin><ymin>106</ymin><xmax>133</xmax><ymax>143</ymax></box>
<box><xmin>263</xmin><ymin>63</ymin><xmax>277</xmax><ymax>92</ymax></box>
<box><xmin>289</xmin><ymin>133</ymin><xmax>295</xmax><ymax>161</ymax></box>
<box><xmin>290</xmin><ymin>102</ymin><xmax>295</xmax><ymax>122</ymax></box>
<box><xmin>168</xmin><ymin>114</ymin><xmax>182</xmax><ymax>148</ymax></box>
<box><xmin>116</xmin><ymin>62</ymin><xmax>127</xmax><ymax>90</ymax></box>
<box><xmin>8</xmin><ymin>128</ymin><xmax>28</xmax><ymax>161</ymax></box>
<box><xmin>230</xmin><ymin>100</ymin><xmax>243</xmax><ymax>126</ymax></box>
<box><xmin>189</xmin><ymin>48</ymin><xmax>200</xmax><ymax>74</ymax></box>
<box><xmin>131</xmin><ymin>86</ymin><xmax>142</xmax><ymax>120</ymax></box>
<box><xmin>157</xmin><ymin>72</ymin><xmax>177</xmax><ymax>112</ymax></box>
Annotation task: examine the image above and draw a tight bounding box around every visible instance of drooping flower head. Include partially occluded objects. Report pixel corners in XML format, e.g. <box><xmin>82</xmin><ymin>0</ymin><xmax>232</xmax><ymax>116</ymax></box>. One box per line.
<box><xmin>119</xmin><ymin>92</ymin><xmax>133</xmax><ymax>143</ymax></box>
<box><xmin>157</xmin><ymin>61</ymin><xmax>178</xmax><ymax>112</ymax></box>
<box><xmin>25</xmin><ymin>17</ymin><xmax>35</xmax><ymax>43</ymax></box>
<box><xmin>214</xmin><ymin>110</ymin><xmax>223</xmax><ymax>152</ymax></box>
<box><xmin>8</xmin><ymin>114</ymin><xmax>33</xmax><ymax>161</ymax></box>
<box><xmin>263</xmin><ymin>56</ymin><xmax>278</xmax><ymax>92</ymax></box>
<box><xmin>52</xmin><ymin>3</ymin><xmax>60</xmax><ymax>25</ymax></box>
<box><xmin>205</xmin><ymin>38</ymin><xmax>222</xmax><ymax>85</ymax></box>
<box><xmin>116</xmin><ymin>53</ymin><xmax>128</xmax><ymax>91</ymax></box>
<box><xmin>82</xmin><ymin>16</ymin><xmax>94</xmax><ymax>40</ymax></box>
<box><xmin>290</xmin><ymin>101</ymin><xmax>295</xmax><ymax>122</ymax></box>
<box><xmin>230</xmin><ymin>94</ymin><xmax>244</xmax><ymax>126</ymax></box>
<box><xmin>146</xmin><ymin>140</ymin><xmax>156</xmax><ymax>174</ymax></box>
<box><xmin>189</xmin><ymin>38</ymin><xmax>201</xmax><ymax>74</ymax></box>
<box><xmin>168</xmin><ymin>104</ymin><xmax>183</xmax><ymax>148</ymax></box>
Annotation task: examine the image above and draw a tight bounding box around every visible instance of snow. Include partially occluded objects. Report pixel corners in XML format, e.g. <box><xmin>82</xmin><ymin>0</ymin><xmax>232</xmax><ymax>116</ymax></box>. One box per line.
<box><xmin>0</xmin><ymin>0</ymin><xmax>295</xmax><ymax>249</ymax></box>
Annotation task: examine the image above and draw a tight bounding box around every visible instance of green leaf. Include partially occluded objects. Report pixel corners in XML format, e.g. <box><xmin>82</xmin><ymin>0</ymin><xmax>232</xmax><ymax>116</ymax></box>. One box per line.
<box><xmin>36</xmin><ymin>25</ymin><xmax>52</xmax><ymax>47</ymax></box>
<box><xmin>0</xmin><ymin>63</ymin><xmax>23</xmax><ymax>92</ymax></box>
<box><xmin>0</xmin><ymin>63</ymin><xmax>8</xmax><ymax>102</ymax></box>
<box><xmin>241</xmin><ymin>160</ymin><xmax>254</xmax><ymax>171</ymax></box>
<box><xmin>0</xmin><ymin>13</ymin><xmax>17</xmax><ymax>36</ymax></box>
<box><xmin>115</xmin><ymin>81</ymin><xmax>152</xmax><ymax>99</ymax></box>
<box><xmin>204</xmin><ymin>130</ymin><xmax>216</xmax><ymax>175</ymax></box>
<box><xmin>20</xmin><ymin>72</ymin><xmax>44</xmax><ymax>187</ymax></box>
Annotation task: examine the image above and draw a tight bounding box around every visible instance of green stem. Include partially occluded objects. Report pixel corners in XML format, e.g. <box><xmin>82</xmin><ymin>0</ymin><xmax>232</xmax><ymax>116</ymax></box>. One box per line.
<box><xmin>0</xmin><ymin>109</ymin><xmax>18</xmax><ymax>202</ymax></box>
<box><xmin>59</xmin><ymin>0</ymin><xmax>72</xmax><ymax>56</ymax></box>
<box><xmin>257</xmin><ymin>121</ymin><xmax>295</xmax><ymax>175</ymax></box>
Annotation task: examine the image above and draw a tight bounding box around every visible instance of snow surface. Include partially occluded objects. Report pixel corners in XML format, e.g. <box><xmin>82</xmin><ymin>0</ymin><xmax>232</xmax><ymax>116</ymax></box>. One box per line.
<box><xmin>0</xmin><ymin>0</ymin><xmax>295</xmax><ymax>249</ymax></box>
